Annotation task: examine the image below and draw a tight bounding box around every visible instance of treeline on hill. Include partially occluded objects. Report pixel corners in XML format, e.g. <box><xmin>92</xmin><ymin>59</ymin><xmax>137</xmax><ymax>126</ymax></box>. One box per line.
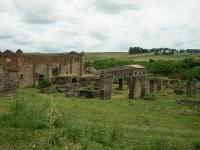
<box><xmin>86</xmin><ymin>58</ymin><xmax>200</xmax><ymax>80</ymax></box>
<box><xmin>129</xmin><ymin>47</ymin><xmax>200</xmax><ymax>55</ymax></box>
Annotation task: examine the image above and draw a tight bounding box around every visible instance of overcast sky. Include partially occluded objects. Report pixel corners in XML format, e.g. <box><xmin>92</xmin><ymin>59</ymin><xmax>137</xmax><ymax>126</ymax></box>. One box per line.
<box><xmin>0</xmin><ymin>0</ymin><xmax>199</xmax><ymax>53</ymax></box>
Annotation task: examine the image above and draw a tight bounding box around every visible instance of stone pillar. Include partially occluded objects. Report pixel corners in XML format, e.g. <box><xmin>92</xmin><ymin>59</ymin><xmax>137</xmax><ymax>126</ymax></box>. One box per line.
<box><xmin>192</xmin><ymin>80</ymin><xmax>197</xmax><ymax>94</ymax></box>
<box><xmin>149</xmin><ymin>78</ymin><xmax>157</xmax><ymax>95</ymax></box>
<box><xmin>186</xmin><ymin>80</ymin><xmax>193</xmax><ymax>96</ymax></box>
<box><xmin>163</xmin><ymin>80</ymin><xmax>170</xmax><ymax>89</ymax></box>
<box><xmin>140</xmin><ymin>76</ymin><xmax>149</xmax><ymax>97</ymax></box>
<box><xmin>99</xmin><ymin>74</ymin><xmax>113</xmax><ymax>100</ymax></box>
<box><xmin>129</xmin><ymin>76</ymin><xmax>142</xmax><ymax>99</ymax></box>
<box><xmin>118</xmin><ymin>78</ymin><xmax>123</xmax><ymax>90</ymax></box>
<box><xmin>157</xmin><ymin>79</ymin><xmax>163</xmax><ymax>91</ymax></box>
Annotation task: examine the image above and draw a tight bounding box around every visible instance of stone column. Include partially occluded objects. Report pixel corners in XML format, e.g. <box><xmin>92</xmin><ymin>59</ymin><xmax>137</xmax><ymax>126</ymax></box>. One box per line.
<box><xmin>192</xmin><ymin>80</ymin><xmax>197</xmax><ymax>94</ymax></box>
<box><xmin>99</xmin><ymin>74</ymin><xmax>113</xmax><ymax>100</ymax></box>
<box><xmin>186</xmin><ymin>80</ymin><xmax>193</xmax><ymax>96</ymax></box>
<box><xmin>129</xmin><ymin>76</ymin><xmax>142</xmax><ymax>99</ymax></box>
<box><xmin>140</xmin><ymin>76</ymin><xmax>149</xmax><ymax>97</ymax></box>
<box><xmin>149</xmin><ymin>78</ymin><xmax>157</xmax><ymax>95</ymax></box>
<box><xmin>163</xmin><ymin>80</ymin><xmax>170</xmax><ymax>89</ymax></box>
<box><xmin>157</xmin><ymin>79</ymin><xmax>163</xmax><ymax>91</ymax></box>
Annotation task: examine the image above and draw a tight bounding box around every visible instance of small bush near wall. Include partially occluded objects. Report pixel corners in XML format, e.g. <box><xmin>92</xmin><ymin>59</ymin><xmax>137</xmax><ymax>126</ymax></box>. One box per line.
<box><xmin>38</xmin><ymin>79</ymin><xmax>51</xmax><ymax>89</ymax></box>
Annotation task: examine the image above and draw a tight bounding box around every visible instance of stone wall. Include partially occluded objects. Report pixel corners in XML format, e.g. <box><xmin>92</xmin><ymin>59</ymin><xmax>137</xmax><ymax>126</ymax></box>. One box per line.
<box><xmin>0</xmin><ymin>69</ymin><xmax>17</xmax><ymax>96</ymax></box>
<box><xmin>0</xmin><ymin>50</ymin><xmax>88</xmax><ymax>88</ymax></box>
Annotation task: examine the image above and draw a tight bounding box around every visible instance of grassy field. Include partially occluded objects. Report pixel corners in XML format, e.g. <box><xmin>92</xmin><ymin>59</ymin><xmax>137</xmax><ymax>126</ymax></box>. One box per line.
<box><xmin>85</xmin><ymin>52</ymin><xmax>200</xmax><ymax>61</ymax></box>
<box><xmin>0</xmin><ymin>87</ymin><xmax>200</xmax><ymax>150</ymax></box>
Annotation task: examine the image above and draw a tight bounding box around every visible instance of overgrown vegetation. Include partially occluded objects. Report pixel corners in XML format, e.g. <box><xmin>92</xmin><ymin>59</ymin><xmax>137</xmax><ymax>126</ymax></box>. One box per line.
<box><xmin>86</xmin><ymin>58</ymin><xmax>146</xmax><ymax>70</ymax></box>
<box><xmin>147</xmin><ymin>58</ymin><xmax>200</xmax><ymax>80</ymax></box>
<box><xmin>86</xmin><ymin>57</ymin><xmax>200</xmax><ymax>80</ymax></box>
<box><xmin>0</xmin><ymin>88</ymin><xmax>200</xmax><ymax>149</ymax></box>
<box><xmin>38</xmin><ymin>79</ymin><xmax>51</xmax><ymax>89</ymax></box>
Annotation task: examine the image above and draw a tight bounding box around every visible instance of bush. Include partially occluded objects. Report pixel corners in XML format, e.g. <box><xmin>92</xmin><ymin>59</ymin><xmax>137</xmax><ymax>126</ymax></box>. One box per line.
<box><xmin>38</xmin><ymin>79</ymin><xmax>51</xmax><ymax>89</ymax></box>
<box><xmin>193</xmin><ymin>141</ymin><xmax>200</xmax><ymax>150</ymax></box>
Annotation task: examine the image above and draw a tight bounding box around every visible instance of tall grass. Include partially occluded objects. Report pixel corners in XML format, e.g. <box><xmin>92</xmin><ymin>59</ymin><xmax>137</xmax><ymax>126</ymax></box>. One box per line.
<box><xmin>0</xmin><ymin>97</ymin><xmax>50</xmax><ymax>129</ymax></box>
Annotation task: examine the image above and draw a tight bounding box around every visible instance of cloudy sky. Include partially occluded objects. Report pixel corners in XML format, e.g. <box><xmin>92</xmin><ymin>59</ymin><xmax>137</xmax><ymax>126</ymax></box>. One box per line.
<box><xmin>0</xmin><ymin>0</ymin><xmax>200</xmax><ymax>53</ymax></box>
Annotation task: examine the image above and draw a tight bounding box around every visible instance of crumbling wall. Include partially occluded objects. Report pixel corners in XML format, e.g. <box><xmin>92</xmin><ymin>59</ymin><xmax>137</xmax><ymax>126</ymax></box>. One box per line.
<box><xmin>0</xmin><ymin>69</ymin><xmax>17</xmax><ymax>96</ymax></box>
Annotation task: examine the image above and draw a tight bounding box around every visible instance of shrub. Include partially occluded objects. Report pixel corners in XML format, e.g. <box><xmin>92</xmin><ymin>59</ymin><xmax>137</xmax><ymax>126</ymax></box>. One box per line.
<box><xmin>38</xmin><ymin>79</ymin><xmax>51</xmax><ymax>89</ymax></box>
<box><xmin>193</xmin><ymin>141</ymin><xmax>200</xmax><ymax>150</ymax></box>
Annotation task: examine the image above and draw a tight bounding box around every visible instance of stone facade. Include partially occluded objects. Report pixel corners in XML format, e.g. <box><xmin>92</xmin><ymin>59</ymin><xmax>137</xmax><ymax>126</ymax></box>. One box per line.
<box><xmin>0</xmin><ymin>50</ymin><xmax>88</xmax><ymax>88</ymax></box>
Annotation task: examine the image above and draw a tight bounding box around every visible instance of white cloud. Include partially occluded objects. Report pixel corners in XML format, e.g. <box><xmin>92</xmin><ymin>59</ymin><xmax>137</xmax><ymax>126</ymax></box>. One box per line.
<box><xmin>0</xmin><ymin>0</ymin><xmax>199</xmax><ymax>52</ymax></box>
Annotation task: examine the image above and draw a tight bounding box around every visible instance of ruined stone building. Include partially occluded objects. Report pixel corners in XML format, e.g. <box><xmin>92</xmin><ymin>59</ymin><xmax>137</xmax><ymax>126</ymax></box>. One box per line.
<box><xmin>102</xmin><ymin>65</ymin><xmax>149</xmax><ymax>98</ymax></box>
<box><xmin>0</xmin><ymin>50</ymin><xmax>88</xmax><ymax>88</ymax></box>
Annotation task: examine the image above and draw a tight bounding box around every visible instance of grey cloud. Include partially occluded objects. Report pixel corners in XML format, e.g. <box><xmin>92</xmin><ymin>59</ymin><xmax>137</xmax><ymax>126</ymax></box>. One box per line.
<box><xmin>0</xmin><ymin>34</ymin><xmax>13</xmax><ymax>40</ymax></box>
<box><xmin>12</xmin><ymin>0</ymin><xmax>58</xmax><ymax>24</ymax></box>
<box><xmin>90</xmin><ymin>32</ymin><xmax>108</xmax><ymax>41</ymax></box>
<box><xmin>94</xmin><ymin>0</ymin><xmax>139</xmax><ymax>13</ymax></box>
<box><xmin>0</xmin><ymin>0</ymin><xmax>199</xmax><ymax>52</ymax></box>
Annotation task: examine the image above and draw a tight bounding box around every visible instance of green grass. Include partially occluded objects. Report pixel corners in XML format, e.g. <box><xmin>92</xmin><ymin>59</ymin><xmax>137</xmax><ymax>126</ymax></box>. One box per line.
<box><xmin>0</xmin><ymin>87</ymin><xmax>200</xmax><ymax>149</ymax></box>
<box><xmin>85</xmin><ymin>52</ymin><xmax>200</xmax><ymax>62</ymax></box>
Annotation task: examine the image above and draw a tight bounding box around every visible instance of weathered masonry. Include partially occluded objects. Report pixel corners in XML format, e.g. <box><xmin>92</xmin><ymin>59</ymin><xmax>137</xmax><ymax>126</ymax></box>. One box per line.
<box><xmin>50</xmin><ymin>74</ymin><xmax>113</xmax><ymax>100</ymax></box>
<box><xmin>102</xmin><ymin>65</ymin><xmax>148</xmax><ymax>90</ymax></box>
<box><xmin>0</xmin><ymin>68</ymin><xmax>17</xmax><ymax>96</ymax></box>
<box><xmin>102</xmin><ymin>64</ymin><xmax>150</xmax><ymax>99</ymax></box>
<box><xmin>0</xmin><ymin>50</ymin><xmax>88</xmax><ymax>88</ymax></box>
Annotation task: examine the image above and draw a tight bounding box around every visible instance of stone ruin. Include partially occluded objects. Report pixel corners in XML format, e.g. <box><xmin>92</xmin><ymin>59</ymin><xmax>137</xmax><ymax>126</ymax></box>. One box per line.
<box><xmin>99</xmin><ymin>74</ymin><xmax>113</xmax><ymax>100</ymax></box>
<box><xmin>42</xmin><ymin>74</ymin><xmax>113</xmax><ymax>100</ymax></box>
<box><xmin>149</xmin><ymin>77</ymin><xmax>157</xmax><ymax>95</ymax></box>
<box><xmin>149</xmin><ymin>77</ymin><xmax>175</xmax><ymax>95</ymax></box>
<box><xmin>186</xmin><ymin>79</ymin><xmax>197</xmax><ymax>96</ymax></box>
<box><xmin>129</xmin><ymin>76</ymin><xmax>149</xmax><ymax>99</ymax></box>
<box><xmin>0</xmin><ymin>68</ymin><xmax>17</xmax><ymax>97</ymax></box>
